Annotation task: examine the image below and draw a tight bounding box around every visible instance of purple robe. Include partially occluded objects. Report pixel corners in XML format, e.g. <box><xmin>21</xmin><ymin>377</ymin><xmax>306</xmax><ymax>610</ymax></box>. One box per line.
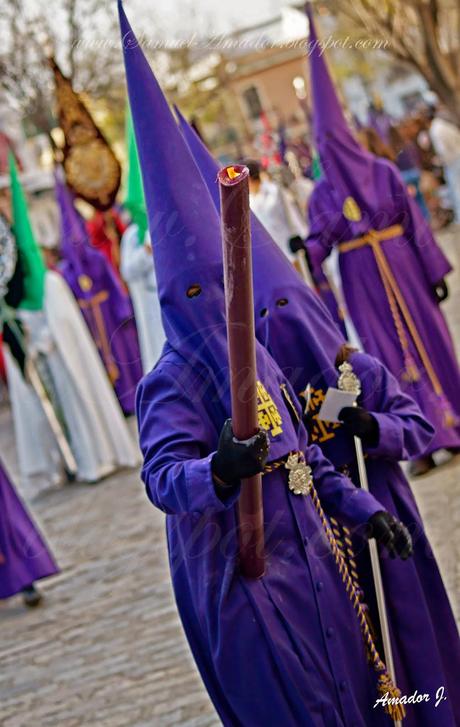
<box><xmin>137</xmin><ymin>344</ymin><xmax>392</xmax><ymax>726</ymax></box>
<box><xmin>259</xmin><ymin>282</ymin><xmax>460</xmax><ymax>724</ymax></box>
<box><xmin>305</xmin><ymin>6</ymin><xmax>460</xmax><ymax>453</ymax></box>
<box><xmin>55</xmin><ymin>178</ymin><xmax>143</xmax><ymax>415</ymax></box>
<box><xmin>0</xmin><ymin>460</ymin><xmax>58</xmax><ymax>599</ymax></box>
<box><xmin>119</xmin><ymin>2</ymin><xmax>396</xmax><ymax>720</ymax></box>
<box><xmin>306</xmin><ymin>171</ymin><xmax>460</xmax><ymax>453</ymax></box>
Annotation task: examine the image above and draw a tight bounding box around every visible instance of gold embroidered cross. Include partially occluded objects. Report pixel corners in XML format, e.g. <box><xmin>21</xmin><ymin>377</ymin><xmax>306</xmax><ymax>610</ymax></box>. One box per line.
<box><xmin>256</xmin><ymin>380</ymin><xmax>283</xmax><ymax>437</ymax></box>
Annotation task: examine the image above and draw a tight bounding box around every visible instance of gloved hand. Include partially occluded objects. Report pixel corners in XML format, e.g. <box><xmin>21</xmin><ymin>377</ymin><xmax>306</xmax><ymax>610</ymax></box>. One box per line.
<box><xmin>211</xmin><ymin>419</ymin><xmax>270</xmax><ymax>491</ymax></box>
<box><xmin>433</xmin><ymin>279</ymin><xmax>448</xmax><ymax>303</ymax></box>
<box><xmin>288</xmin><ymin>235</ymin><xmax>305</xmax><ymax>254</ymax></box>
<box><xmin>339</xmin><ymin>406</ymin><xmax>379</xmax><ymax>447</ymax></box>
<box><xmin>366</xmin><ymin>512</ymin><xmax>412</xmax><ymax>560</ymax></box>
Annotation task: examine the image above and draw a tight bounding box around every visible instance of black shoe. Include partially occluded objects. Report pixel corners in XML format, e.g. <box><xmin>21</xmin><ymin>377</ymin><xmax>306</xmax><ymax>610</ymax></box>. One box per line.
<box><xmin>22</xmin><ymin>584</ymin><xmax>43</xmax><ymax>608</ymax></box>
<box><xmin>409</xmin><ymin>456</ymin><xmax>436</xmax><ymax>477</ymax></box>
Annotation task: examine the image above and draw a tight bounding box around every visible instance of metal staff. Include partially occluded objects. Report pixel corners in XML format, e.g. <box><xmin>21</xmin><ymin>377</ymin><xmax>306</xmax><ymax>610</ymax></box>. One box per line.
<box><xmin>338</xmin><ymin>360</ymin><xmax>401</xmax><ymax>727</ymax></box>
<box><xmin>218</xmin><ymin>164</ymin><xmax>265</xmax><ymax>579</ymax></box>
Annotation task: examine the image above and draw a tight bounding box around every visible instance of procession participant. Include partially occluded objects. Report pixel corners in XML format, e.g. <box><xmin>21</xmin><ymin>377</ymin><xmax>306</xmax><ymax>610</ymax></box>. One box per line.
<box><xmin>120</xmin><ymin>110</ymin><xmax>165</xmax><ymax>372</ymax></box>
<box><xmin>246</xmin><ymin>158</ymin><xmax>308</xmax><ymax>263</ymax></box>
<box><xmin>428</xmin><ymin>104</ymin><xmax>460</xmax><ymax>223</ymax></box>
<box><xmin>121</xmin><ymin>5</ymin><xmax>411</xmax><ymax>724</ymax></box>
<box><xmin>175</xmin><ymin>105</ymin><xmax>460</xmax><ymax>726</ymax></box>
<box><xmin>58</xmin><ymin>178</ymin><xmax>143</xmax><ymax>416</ymax></box>
<box><xmin>86</xmin><ymin>208</ymin><xmax>125</xmax><ymax>274</ymax></box>
<box><xmin>4</xmin><ymin>160</ymin><xmax>140</xmax><ymax>491</ymax></box>
<box><xmin>0</xmin><ymin>458</ymin><xmax>58</xmax><ymax>607</ymax></box>
<box><xmin>304</xmin><ymin>7</ymin><xmax>460</xmax><ymax>476</ymax></box>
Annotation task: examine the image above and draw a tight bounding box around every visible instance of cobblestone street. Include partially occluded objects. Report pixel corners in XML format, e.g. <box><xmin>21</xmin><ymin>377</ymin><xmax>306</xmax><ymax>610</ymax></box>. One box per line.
<box><xmin>1</xmin><ymin>227</ymin><xmax>459</xmax><ymax>727</ymax></box>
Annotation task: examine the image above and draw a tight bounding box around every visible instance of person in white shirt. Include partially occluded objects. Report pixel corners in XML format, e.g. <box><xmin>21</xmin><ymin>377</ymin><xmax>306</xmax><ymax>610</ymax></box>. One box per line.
<box><xmin>246</xmin><ymin>160</ymin><xmax>308</xmax><ymax>263</ymax></box>
<box><xmin>429</xmin><ymin>106</ymin><xmax>460</xmax><ymax>223</ymax></box>
<box><xmin>120</xmin><ymin>226</ymin><xmax>165</xmax><ymax>373</ymax></box>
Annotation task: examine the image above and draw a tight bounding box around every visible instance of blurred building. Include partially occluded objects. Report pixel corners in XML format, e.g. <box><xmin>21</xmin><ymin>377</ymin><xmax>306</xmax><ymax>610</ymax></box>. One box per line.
<box><xmin>168</xmin><ymin>4</ymin><xmax>433</xmax><ymax>160</ymax></box>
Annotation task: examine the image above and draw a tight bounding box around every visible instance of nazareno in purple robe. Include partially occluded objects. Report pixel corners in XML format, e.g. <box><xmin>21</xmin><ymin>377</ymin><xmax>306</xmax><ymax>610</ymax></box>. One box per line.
<box><xmin>119</xmin><ymin>3</ymin><xmax>398</xmax><ymax>723</ymax></box>
<box><xmin>176</xmin><ymin>99</ymin><xmax>460</xmax><ymax>725</ymax></box>
<box><xmin>0</xmin><ymin>459</ymin><xmax>58</xmax><ymax>599</ymax></box>
<box><xmin>254</xmin><ymin>277</ymin><xmax>460</xmax><ymax>726</ymax></box>
<box><xmin>305</xmin><ymin>7</ymin><xmax>460</xmax><ymax>455</ymax></box>
<box><xmin>55</xmin><ymin>177</ymin><xmax>142</xmax><ymax>415</ymax></box>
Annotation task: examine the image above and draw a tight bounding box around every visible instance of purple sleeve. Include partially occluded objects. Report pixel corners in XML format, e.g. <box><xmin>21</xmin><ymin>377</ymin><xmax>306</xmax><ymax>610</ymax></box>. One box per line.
<box><xmin>392</xmin><ymin>170</ymin><xmax>452</xmax><ymax>285</ymax></box>
<box><xmin>136</xmin><ymin>365</ymin><xmax>240</xmax><ymax>515</ymax></box>
<box><xmin>306</xmin><ymin>442</ymin><xmax>383</xmax><ymax>527</ymax></box>
<box><xmin>305</xmin><ymin>184</ymin><xmax>335</xmax><ymax>271</ymax></box>
<box><xmin>353</xmin><ymin>353</ymin><xmax>434</xmax><ymax>460</ymax></box>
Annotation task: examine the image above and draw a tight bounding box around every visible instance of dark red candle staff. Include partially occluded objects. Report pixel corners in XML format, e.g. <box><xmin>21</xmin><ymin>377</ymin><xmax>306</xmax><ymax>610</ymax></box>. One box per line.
<box><xmin>218</xmin><ymin>164</ymin><xmax>265</xmax><ymax>579</ymax></box>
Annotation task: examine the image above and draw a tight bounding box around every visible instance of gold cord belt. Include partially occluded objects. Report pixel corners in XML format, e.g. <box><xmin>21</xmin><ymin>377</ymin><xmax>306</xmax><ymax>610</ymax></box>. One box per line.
<box><xmin>263</xmin><ymin>452</ymin><xmax>405</xmax><ymax>719</ymax></box>
<box><xmin>339</xmin><ymin>226</ymin><xmax>455</xmax><ymax>427</ymax></box>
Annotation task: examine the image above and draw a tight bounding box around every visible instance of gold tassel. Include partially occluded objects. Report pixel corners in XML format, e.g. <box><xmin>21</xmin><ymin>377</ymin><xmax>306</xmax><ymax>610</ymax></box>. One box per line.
<box><xmin>402</xmin><ymin>361</ymin><xmax>420</xmax><ymax>383</ymax></box>
<box><xmin>377</xmin><ymin>672</ymin><xmax>406</xmax><ymax>721</ymax></box>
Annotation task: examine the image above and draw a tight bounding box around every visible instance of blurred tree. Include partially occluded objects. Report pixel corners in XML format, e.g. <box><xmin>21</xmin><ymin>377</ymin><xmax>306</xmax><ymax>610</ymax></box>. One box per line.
<box><xmin>0</xmin><ymin>0</ymin><xmax>126</xmax><ymax>140</ymax></box>
<box><xmin>332</xmin><ymin>0</ymin><xmax>460</xmax><ymax>122</ymax></box>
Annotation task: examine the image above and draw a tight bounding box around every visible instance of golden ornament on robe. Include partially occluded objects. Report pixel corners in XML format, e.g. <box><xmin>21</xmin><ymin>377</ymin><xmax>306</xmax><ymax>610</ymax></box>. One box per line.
<box><xmin>78</xmin><ymin>274</ymin><xmax>93</xmax><ymax>292</ymax></box>
<box><xmin>342</xmin><ymin>196</ymin><xmax>362</xmax><ymax>222</ymax></box>
<box><xmin>285</xmin><ymin>452</ymin><xmax>313</xmax><ymax>496</ymax></box>
<box><xmin>337</xmin><ymin>361</ymin><xmax>361</xmax><ymax>396</ymax></box>
<box><xmin>256</xmin><ymin>380</ymin><xmax>283</xmax><ymax>437</ymax></box>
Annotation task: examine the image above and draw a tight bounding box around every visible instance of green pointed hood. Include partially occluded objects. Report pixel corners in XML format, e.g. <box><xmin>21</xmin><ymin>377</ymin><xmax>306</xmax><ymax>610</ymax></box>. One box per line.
<box><xmin>311</xmin><ymin>153</ymin><xmax>322</xmax><ymax>181</ymax></box>
<box><xmin>123</xmin><ymin>105</ymin><xmax>148</xmax><ymax>243</ymax></box>
<box><xmin>9</xmin><ymin>153</ymin><xmax>45</xmax><ymax>310</ymax></box>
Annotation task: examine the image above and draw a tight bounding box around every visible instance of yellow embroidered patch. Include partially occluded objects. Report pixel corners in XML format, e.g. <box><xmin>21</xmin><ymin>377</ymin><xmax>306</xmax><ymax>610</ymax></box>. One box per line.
<box><xmin>303</xmin><ymin>386</ymin><xmax>341</xmax><ymax>443</ymax></box>
<box><xmin>78</xmin><ymin>274</ymin><xmax>93</xmax><ymax>291</ymax></box>
<box><xmin>257</xmin><ymin>380</ymin><xmax>283</xmax><ymax>437</ymax></box>
<box><xmin>342</xmin><ymin>196</ymin><xmax>362</xmax><ymax>222</ymax></box>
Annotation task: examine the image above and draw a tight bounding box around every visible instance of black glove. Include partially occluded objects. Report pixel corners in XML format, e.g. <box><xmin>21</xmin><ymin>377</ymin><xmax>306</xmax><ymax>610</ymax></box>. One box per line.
<box><xmin>288</xmin><ymin>235</ymin><xmax>305</xmax><ymax>254</ymax></box>
<box><xmin>211</xmin><ymin>419</ymin><xmax>270</xmax><ymax>492</ymax></box>
<box><xmin>433</xmin><ymin>278</ymin><xmax>448</xmax><ymax>303</ymax></box>
<box><xmin>366</xmin><ymin>512</ymin><xmax>412</xmax><ymax>560</ymax></box>
<box><xmin>339</xmin><ymin>406</ymin><xmax>379</xmax><ymax>447</ymax></box>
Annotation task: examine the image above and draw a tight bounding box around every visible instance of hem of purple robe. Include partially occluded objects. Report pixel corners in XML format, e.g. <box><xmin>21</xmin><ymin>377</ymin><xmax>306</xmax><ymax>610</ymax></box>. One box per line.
<box><xmin>0</xmin><ymin>565</ymin><xmax>59</xmax><ymax>600</ymax></box>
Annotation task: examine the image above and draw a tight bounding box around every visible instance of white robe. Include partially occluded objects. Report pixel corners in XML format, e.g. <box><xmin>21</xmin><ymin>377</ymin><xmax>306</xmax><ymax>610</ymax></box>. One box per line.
<box><xmin>120</xmin><ymin>224</ymin><xmax>165</xmax><ymax>373</ymax></box>
<box><xmin>5</xmin><ymin>270</ymin><xmax>140</xmax><ymax>495</ymax></box>
<box><xmin>250</xmin><ymin>179</ymin><xmax>308</xmax><ymax>262</ymax></box>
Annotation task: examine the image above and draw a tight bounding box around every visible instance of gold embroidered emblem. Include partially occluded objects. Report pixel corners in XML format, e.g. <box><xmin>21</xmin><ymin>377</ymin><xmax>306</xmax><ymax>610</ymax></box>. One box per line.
<box><xmin>286</xmin><ymin>452</ymin><xmax>313</xmax><ymax>496</ymax></box>
<box><xmin>78</xmin><ymin>274</ymin><xmax>93</xmax><ymax>292</ymax></box>
<box><xmin>303</xmin><ymin>386</ymin><xmax>341</xmax><ymax>443</ymax></box>
<box><xmin>257</xmin><ymin>380</ymin><xmax>283</xmax><ymax>437</ymax></box>
<box><xmin>343</xmin><ymin>196</ymin><xmax>362</xmax><ymax>222</ymax></box>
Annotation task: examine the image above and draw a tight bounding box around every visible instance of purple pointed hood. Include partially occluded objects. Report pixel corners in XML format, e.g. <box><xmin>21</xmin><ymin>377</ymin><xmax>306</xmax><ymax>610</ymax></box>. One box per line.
<box><xmin>55</xmin><ymin>174</ymin><xmax>106</xmax><ymax>292</ymax></box>
<box><xmin>175</xmin><ymin>106</ymin><xmax>345</xmax><ymax>393</ymax></box>
<box><xmin>119</xmin><ymin>2</ymin><xmax>302</xmax><ymax>457</ymax></box>
<box><xmin>119</xmin><ymin>2</ymin><xmax>226</xmax><ymax>362</ymax></box>
<box><xmin>307</xmin><ymin>5</ymin><xmax>383</xmax><ymax>232</ymax></box>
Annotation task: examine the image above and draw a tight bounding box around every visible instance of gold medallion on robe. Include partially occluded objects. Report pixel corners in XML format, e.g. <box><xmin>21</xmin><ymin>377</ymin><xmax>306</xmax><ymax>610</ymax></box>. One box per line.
<box><xmin>342</xmin><ymin>196</ymin><xmax>362</xmax><ymax>222</ymax></box>
<box><xmin>285</xmin><ymin>452</ymin><xmax>313</xmax><ymax>496</ymax></box>
<box><xmin>78</xmin><ymin>274</ymin><xmax>93</xmax><ymax>292</ymax></box>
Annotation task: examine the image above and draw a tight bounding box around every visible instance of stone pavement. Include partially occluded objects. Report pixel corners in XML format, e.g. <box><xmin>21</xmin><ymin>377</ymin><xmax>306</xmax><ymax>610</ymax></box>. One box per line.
<box><xmin>1</xmin><ymin>226</ymin><xmax>459</xmax><ymax>726</ymax></box>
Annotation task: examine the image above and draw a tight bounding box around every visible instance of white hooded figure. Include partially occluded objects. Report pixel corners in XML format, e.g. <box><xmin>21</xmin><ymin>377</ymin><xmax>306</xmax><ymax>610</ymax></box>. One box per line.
<box><xmin>5</xmin><ymin>269</ymin><xmax>141</xmax><ymax>496</ymax></box>
<box><xmin>120</xmin><ymin>225</ymin><xmax>165</xmax><ymax>373</ymax></box>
